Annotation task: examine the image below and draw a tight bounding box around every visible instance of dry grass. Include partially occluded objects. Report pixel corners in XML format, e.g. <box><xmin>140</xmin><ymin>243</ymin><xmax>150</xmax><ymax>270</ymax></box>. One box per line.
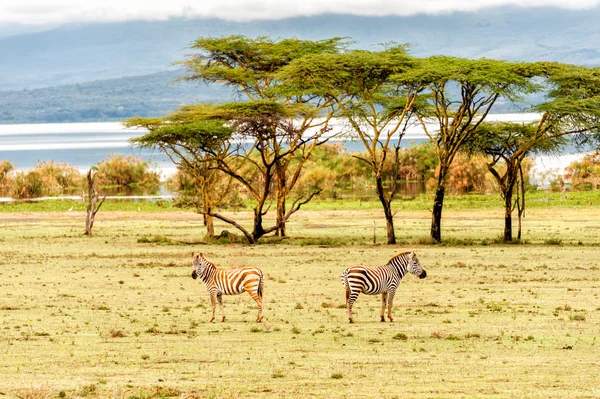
<box><xmin>0</xmin><ymin>208</ymin><xmax>599</xmax><ymax>398</ymax></box>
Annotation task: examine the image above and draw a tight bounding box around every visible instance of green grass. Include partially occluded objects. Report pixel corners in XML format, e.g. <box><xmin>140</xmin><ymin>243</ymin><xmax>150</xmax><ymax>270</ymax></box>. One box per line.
<box><xmin>1</xmin><ymin>208</ymin><xmax>600</xmax><ymax>397</ymax></box>
<box><xmin>3</xmin><ymin>190</ymin><xmax>600</xmax><ymax>214</ymax></box>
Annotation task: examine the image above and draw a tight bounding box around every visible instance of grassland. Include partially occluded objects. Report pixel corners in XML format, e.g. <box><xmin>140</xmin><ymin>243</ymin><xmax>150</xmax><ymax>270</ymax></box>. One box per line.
<box><xmin>1</xmin><ymin>203</ymin><xmax>599</xmax><ymax>398</ymax></box>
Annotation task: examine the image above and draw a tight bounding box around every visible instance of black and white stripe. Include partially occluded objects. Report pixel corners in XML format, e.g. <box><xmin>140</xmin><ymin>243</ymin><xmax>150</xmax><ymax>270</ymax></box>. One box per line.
<box><xmin>192</xmin><ymin>253</ymin><xmax>264</xmax><ymax>322</ymax></box>
<box><xmin>341</xmin><ymin>251</ymin><xmax>426</xmax><ymax>323</ymax></box>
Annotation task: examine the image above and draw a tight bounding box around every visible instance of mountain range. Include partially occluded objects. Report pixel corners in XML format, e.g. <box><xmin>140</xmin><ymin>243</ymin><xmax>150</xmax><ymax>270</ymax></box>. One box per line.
<box><xmin>1</xmin><ymin>6</ymin><xmax>599</xmax><ymax>123</ymax></box>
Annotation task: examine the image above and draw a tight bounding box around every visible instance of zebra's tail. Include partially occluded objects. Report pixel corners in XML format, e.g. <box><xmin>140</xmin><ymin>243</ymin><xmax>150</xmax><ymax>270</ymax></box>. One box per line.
<box><xmin>257</xmin><ymin>272</ymin><xmax>264</xmax><ymax>299</ymax></box>
<box><xmin>341</xmin><ymin>269</ymin><xmax>350</xmax><ymax>302</ymax></box>
<box><xmin>341</xmin><ymin>269</ymin><xmax>349</xmax><ymax>287</ymax></box>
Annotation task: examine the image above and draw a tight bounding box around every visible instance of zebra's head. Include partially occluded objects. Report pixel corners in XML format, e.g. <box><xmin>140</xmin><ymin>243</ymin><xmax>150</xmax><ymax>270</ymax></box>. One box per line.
<box><xmin>191</xmin><ymin>252</ymin><xmax>206</xmax><ymax>280</ymax></box>
<box><xmin>407</xmin><ymin>251</ymin><xmax>427</xmax><ymax>279</ymax></box>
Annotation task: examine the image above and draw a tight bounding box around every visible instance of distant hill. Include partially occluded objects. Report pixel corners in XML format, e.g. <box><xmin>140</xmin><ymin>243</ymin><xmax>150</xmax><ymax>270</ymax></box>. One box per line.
<box><xmin>1</xmin><ymin>7</ymin><xmax>599</xmax><ymax>123</ymax></box>
<box><xmin>0</xmin><ymin>70</ymin><xmax>230</xmax><ymax>124</ymax></box>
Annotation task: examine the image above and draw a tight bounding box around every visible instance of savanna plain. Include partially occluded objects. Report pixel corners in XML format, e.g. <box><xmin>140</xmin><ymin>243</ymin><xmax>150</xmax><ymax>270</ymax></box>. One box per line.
<box><xmin>1</xmin><ymin>197</ymin><xmax>600</xmax><ymax>398</ymax></box>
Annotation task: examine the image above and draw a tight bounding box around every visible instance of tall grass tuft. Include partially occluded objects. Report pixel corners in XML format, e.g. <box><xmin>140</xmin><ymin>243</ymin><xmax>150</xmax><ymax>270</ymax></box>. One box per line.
<box><xmin>0</xmin><ymin>160</ymin><xmax>14</xmax><ymax>190</ymax></box>
<box><xmin>10</xmin><ymin>161</ymin><xmax>83</xmax><ymax>199</ymax></box>
<box><xmin>95</xmin><ymin>154</ymin><xmax>160</xmax><ymax>188</ymax></box>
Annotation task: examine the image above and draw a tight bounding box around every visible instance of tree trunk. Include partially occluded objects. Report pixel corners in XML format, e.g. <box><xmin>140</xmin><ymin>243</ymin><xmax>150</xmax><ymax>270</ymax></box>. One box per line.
<box><xmin>85</xmin><ymin>169</ymin><xmax>105</xmax><ymax>237</ymax></box>
<box><xmin>430</xmin><ymin>184</ymin><xmax>445</xmax><ymax>243</ymax></box>
<box><xmin>276</xmin><ymin>185</ymin><xmax>286</xmax><ymax>238</ymax></box>
<box><xmin>504</xmin><ymin>190</ymin><xmax>513</xmax><ymax>242</ymax></box>
<box><xmin>430</xmin><ymin>164</ymin><xmax>450</xmax><ymax>243</ymax></box>
<box><xmin>517</xmin><ymin>164</ymin><xmax>525</xmax><ymax>240</ymax></box>
<box><xmin>375</xmin><ymin>175</ymin><xmax>396</xmax><ymax>244</ymax></box>
<box><xmin>252</xmin><ymin>208</ymin><xmax>265</xmax><ymax>242</ymax></box>
<box><xmin>517</xmin><ymin>209</ymin><xmax>522</xmax><ymax>240</ymax></box>
<box><xmin>203</xmin><ymin>213</ymin><xmax>215</xmax><ymax>238</ymax></box>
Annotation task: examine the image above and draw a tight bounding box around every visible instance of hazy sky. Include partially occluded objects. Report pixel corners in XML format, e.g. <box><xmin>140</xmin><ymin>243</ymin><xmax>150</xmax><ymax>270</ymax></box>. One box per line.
<box><xmin>3</xmin><ymin>0</ymin><xmax>600</xmax><ymax>25</ymax></box>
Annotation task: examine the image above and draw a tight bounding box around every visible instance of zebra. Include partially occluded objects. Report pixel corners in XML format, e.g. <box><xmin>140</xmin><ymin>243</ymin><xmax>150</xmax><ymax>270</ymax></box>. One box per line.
<box><xmin>341</xmin><ymin>251</ymin><xmax>426</xmax><ymax>323</ymax></box>
<box><xmin>191</xmin><ymin>253</ymin><xmax>264</xmax><ymax>323</ymax></box>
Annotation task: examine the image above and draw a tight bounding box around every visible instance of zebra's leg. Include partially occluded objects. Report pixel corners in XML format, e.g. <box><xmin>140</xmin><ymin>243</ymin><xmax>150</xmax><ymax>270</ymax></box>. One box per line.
<box><xmin>347</xmin><ymin>290</ymin><xmax>358</xmax><ymax>323</ymax></box>
<box><xmin>208</xmin><ymin>291</ymin><xmax>217</xmax><ymax>323</ymax></box>
<box><xmin>244</xmin><ymin>280</ymin><xmax>263</xmax><ymax>323</ymax></box>
<box><xmin>387</xmin><ymin>290</ymin><xmax>396</xmax><ymax>322</ymax></box>
<box><xmin>217</xmin><ymin>293</ymin><xmax>225</xmax><ymax>322</ymax></box>
<box><xmin>380</xmin><ymin>293</ymin><xmax>387</xmax><ymax>322</ymax></box>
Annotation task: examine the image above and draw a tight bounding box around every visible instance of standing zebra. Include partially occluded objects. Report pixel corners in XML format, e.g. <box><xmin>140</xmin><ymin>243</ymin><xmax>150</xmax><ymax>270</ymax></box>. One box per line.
<box><xmin>191</xmin><ymin>253</ymin><xmax>264</xmax><ymax>323</ymax></box>
<box><xmin>341</xmin><ymin>251</ymin><xmax>426</xmax><ymax>323</ymax></box>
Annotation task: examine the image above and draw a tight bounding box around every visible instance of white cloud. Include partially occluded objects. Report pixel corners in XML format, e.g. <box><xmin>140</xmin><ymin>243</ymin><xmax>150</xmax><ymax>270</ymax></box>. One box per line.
<box><xmin>2</xmin><ymin>0</ymin><xmax>599</xmax><ymax>25</ymax></box>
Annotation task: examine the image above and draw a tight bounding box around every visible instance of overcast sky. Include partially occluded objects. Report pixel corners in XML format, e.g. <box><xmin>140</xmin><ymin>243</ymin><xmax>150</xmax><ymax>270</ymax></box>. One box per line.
<box><xmin>3</xmin><ymin>0</ymin><xmax>599</xmax><ymax>25</ymax></box>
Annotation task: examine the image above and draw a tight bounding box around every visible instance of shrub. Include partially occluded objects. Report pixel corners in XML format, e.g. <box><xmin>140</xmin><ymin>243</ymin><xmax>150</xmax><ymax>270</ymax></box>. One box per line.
<box><xmin>0</xmin><ymin>160</ymin><xmax>13</xmax><ymax>189</ymax></box>
<box><xmin>94</xmin><ymin>154</ymin><xmax>159</xmax><ymax>187</ymax></box>
<box><xmin>443</xmin><ymin>153</ymin><xmax>491</xmax><ymax>194</ymax></box>
<box><xmin>10</xmin><ymin>161</ymin><xmax>83</xmax><ymax>198</ymax></box>
<box><xmin>393</xmin><ymin>333</ymin><xmax>408</xmax><ymax>341</ymax></box>
<box><xmin>564</xmin><ymin>152</ymin><xmax>600</xmax><ymax>191</ymax></box>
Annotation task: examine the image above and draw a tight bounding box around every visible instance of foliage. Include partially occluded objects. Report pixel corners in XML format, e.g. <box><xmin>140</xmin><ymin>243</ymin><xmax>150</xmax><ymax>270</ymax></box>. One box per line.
<box><xmin>0</xmin><ymin>160</ymin><xmax>14</xmax><ymax>189</ymax></box>
<box><xmin>94</xmin><ymin>154</ymin><xmax>160</xmax><ymax>188</ymax></box>
<box><xmin>396</xmin><ymin>142</ymin><xmax>438</xmax><ymax>183</ymax></box>
<box><xmin>278</xmin><ymin>46</ymin><xmax>427</xmax><ymax>244</ymax></box>
<box><xmin>9</xmin><ymin>161</ymin><xmax>83</xmax><ymax>199</ymax></box>
<box><xmin>442</xmin><ymin>153</ymin><xmax>490</xmax><ymax>194</ymax></box>
<box><xmin>564</xmin><ymin>152</ymin><xmax>600</xmax><ymax>190</ymax></box>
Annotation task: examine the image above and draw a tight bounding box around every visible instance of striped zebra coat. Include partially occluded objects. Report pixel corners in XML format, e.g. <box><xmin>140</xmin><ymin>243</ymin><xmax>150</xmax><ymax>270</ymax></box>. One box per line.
<box><xmin>191</xmin><ymin>253</ymin><xmax>264</xmax><ymax>323</ymax></box>
<box><xmin>341</xmin><ymin>251</ymin><xmax>426</xmax><ymax>323</ymax></box>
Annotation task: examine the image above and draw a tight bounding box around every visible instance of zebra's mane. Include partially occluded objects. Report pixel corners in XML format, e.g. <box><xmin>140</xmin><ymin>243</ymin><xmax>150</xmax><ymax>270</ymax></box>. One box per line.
<box><xmin>198</xmin><ymin>254</ymin><xmax>217</xmax><ymax>269</ymax></box>
<box><xmin>386</xmin><ymin>251</ymin><xmax>412</xmax><ymax>265</ymax></box>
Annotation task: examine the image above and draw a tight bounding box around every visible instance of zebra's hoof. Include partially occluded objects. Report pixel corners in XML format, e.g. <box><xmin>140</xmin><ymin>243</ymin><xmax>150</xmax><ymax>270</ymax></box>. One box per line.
<box><xmin>388</xmin><ymin>318</ymin><xmax>394</xmax><ymax>322</ymax></box>
<box><xmin>221</xmin><ymin>316</ymin><xmax>226</xmax><ymax>322</ymax></box>
<box><xmin>349</xmin><ymin>318</ymin><xmax>355</xmax><ymax>324</ymax></box>
<box><xmin>380</xmin><ymin>316</ymin><xmax>386</xmax><ymax>322</ymax></box>
<box><xmin>208</xmin><ymin>317</ymin><xmax>215</xmax><ymax>323</ymax></box>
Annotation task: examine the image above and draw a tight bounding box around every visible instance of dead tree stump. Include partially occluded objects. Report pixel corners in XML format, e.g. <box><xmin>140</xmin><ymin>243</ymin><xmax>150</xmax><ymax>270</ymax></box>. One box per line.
<box><xmin>85</xmin><ymin>169</ymin><xmax>106</xmax><ymax>237</ymax></box>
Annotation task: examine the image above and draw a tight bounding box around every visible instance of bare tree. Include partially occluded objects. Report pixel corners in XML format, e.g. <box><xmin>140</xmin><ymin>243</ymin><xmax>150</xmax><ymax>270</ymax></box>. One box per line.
<box><xmin>84</xmin><ymin>169</ymin><xmax>106</xmax><ymax>237</ymax></box>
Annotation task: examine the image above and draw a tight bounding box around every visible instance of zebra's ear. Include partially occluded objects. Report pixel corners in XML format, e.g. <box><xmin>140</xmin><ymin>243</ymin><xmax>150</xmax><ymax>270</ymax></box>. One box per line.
<box><xmin>191</xmin><ymin>251</ymin><xmax>195</xmax><ymax>258</ymax></box>
<box><xmin>411</xmin><ymin>250</ymin><xmax>417</xmax><ymax>257</ymax></box>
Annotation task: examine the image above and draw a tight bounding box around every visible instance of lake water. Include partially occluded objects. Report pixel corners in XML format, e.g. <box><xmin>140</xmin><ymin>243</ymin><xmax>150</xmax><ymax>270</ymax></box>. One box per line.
<box><xmin>0</xmin><ymin>114</ymin><xmax>582</xmax><ymax>189</ymax></box>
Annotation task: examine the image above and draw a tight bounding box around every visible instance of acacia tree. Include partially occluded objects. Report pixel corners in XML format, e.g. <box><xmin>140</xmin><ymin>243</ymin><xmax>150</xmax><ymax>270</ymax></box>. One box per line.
<box><xmin>278</xmin><ymin>47</ymin><xmax>425</xmax><ymax>244</ymax></box>
<box><xmin>463</xmin><ymin>64</ymin><xmax>600</xmax><ymax>241</ymax></box>
<box><xmin>128</xmin><ymin>101</ymin><xmax>324</xmax><ymax>244</ymax></box>
<box><xmin>464</xmin><ymin>122</ymin><xmax>565</xmax><ymax>241</ymax></box>
<box><xmin>403</xmin><ymin>57</ymin><xmax>542</xmax><ymax>242</ymax></box>
<box><xmin>126</xmin><ymin>117</ymin><xmax>234</xmax><ymax>238</ymax></box>
<box><xmin>179</xmin><ymin>35</ymin><xmax>346</xmax><ymax>237</ymax></box>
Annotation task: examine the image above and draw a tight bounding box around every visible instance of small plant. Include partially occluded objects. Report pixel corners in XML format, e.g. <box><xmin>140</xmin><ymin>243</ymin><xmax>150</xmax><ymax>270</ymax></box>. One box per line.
<box><xmin>393</xmin><ymin>333</ymin><xmax>408</xmax><ymax>341</ymax></box>
<box><xmin>445</xmin><ymin>334</ymin><xmax>461</xmax><ymax>341</ymax></box>
<box><xmin>291</xmin><ymin>327</ymin><xmax>301</xmax><ymax>334</ymax></box>
<box><xmin>544</xmin><ymin>238</ymin><xmax>562</xmax><ymax>245</ymax></box>
<box><xmin>331</xmin><ymin>373</ymin><xmax>343</xmax><ymax>379</ymax></box>
<box><xmin>137</xmin><ymin>235</ymin><xmax>174</xmax><ymax>245</ymax></box>
<box><xmin>250</xmin><ymin>326</ymin><xmax>262</xmax><ymax>333</ymax></box>
<box><xmin>272</xmin><ymin>370</ymin><xmax>285</xmax><ymax>378</ymax></box>
<box><xmin>569</xmin><ymin>314</ymin><xmax>586</xmax><ymax>321</ymax></box>
<box><xmin>108</xmin><ymin>329</ymin><xmax>126</xmax><ymax>338</ymax></box>
<box><xmin>312</xmin><ymin>326</ymin><xmax>325</xmax><ymax>335</ymax></box>
<box><xmin>294</xmin><ymin>303</ymin><xmax>304</xmax><ymax>310</ymax></box>
<box><xmin>77</xmin><ymin>384</ymin><xmax>97</xmax><ymax>397</ymax></box>
<box><xmin>464</xmin><ymin>333</ymin><xmax>481</xmax><ymax>339</ymax></box>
